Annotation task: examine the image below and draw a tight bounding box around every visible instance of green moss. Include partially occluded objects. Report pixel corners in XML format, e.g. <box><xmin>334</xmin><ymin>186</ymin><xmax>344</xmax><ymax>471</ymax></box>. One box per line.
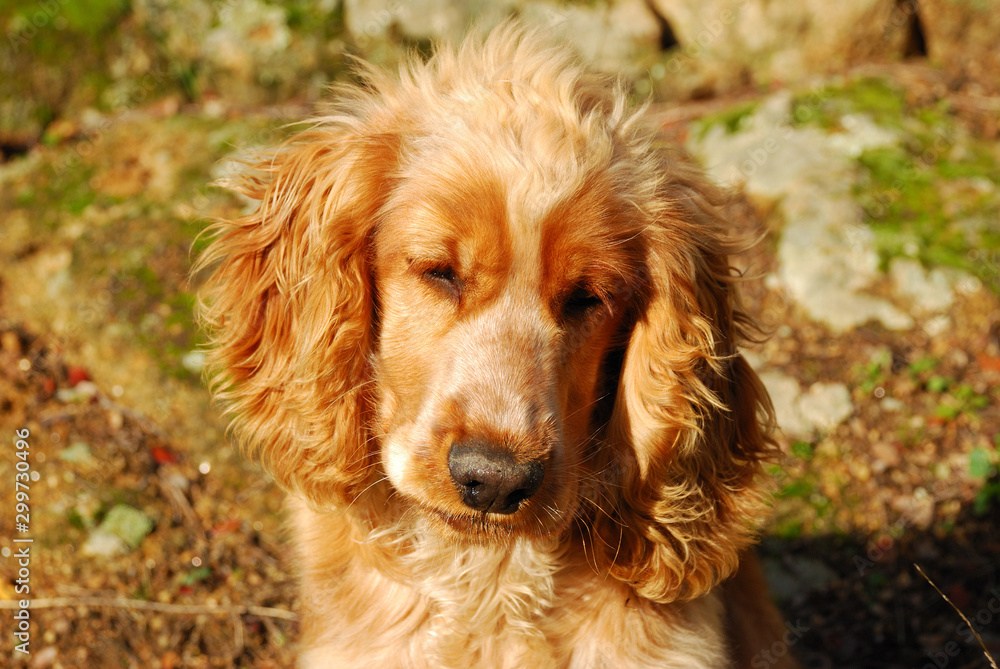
<box><xmin>66</xmin><ymin>508</ymin><xmax>86</xmax><ymax>530</ymax></box>
<box><xmin>855</xmin><ymin>140</ymin><xmax>1000</xmax><ymax>283</ymax></box>
<box><xmin>695</xmin><ymin>101</ymin><xmax>758</xmax><ymax>138</ymax></box>
<box><xmin>790</xmin><ymin>441</ymin><xmax>815</xmax><ymax>461</ymax></box>
<box><xmin>908</xmin><ymin>356</ymin><xmax>938</xmax><ymax>375</ymax></box>
<box><xmin>284</xmin><ymin>0</ymin><xmax>345</xmax><ymax>37</ymax></box>
<box><xmin>841</xmin><ymin>78</ymin><xmax>905</xmax><ymax>124</ymax></box>
<box><xmin>791</xmin><ymin>78</ymin><xmax>906</xmax><ymax>130</ymax></box>
<box><xmin>27</xmin><ymin>163</ymin><xmax>101</xmax><ymax>228</ymax></box>
<box><xmin>15</xmin><ymin>186</ymin><xmax>36</xmax><ymax>207</ymax></box>
<box><xmin>789</xmin><ymin>76</ymin><xmax>1000</xmax><ymax>283</ymax></box>
<box><xmin>771</xmin><ymin>519</ymin><xmax>804</xmax><ymax>540</ymax></box>
<box><xmin>856</xmin><ymin>358</ymin><xmax>888</xmax><ymax>394</ymax></box>
<box><xmin>778</xmin><ymin>480</ymin><xmax>814</xmax><ymax>500</ymax></box>
<box><xmin>61</xmin><ymin>0</ymin><xmax>130</xmax><ymax>36</ymax></box>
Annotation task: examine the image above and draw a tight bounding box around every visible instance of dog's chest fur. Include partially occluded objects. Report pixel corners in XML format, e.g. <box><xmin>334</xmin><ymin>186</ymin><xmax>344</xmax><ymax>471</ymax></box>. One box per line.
<box><xmin>295</xmin><ymin>503</ymin><xmax>728</xmax><ymax>669</ymax></box>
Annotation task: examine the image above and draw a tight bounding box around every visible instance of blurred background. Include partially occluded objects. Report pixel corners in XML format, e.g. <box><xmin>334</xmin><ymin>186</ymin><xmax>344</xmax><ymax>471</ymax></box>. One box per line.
<box><xmin>0</xmin><ymin>1</ymin><xmax>998</xmax><ymax>667</ymax></box>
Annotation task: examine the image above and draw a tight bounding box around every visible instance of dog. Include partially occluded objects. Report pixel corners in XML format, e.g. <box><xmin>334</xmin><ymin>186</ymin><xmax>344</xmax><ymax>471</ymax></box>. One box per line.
<box><xmin>198</xmin><ymin>22</ymin><xmax>799</xmax><ymax>669</ymax></box>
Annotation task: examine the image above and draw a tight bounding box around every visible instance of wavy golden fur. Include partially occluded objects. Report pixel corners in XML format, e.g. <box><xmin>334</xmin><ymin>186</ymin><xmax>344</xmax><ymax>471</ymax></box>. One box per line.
<box><xmin>198</xmin><ymin>22</ymin><xmax>799</xmax><ymax>669</ymax></box>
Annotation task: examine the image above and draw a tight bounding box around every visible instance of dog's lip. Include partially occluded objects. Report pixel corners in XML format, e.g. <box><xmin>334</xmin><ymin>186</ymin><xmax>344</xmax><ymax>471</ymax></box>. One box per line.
<box><xmin>427</xmin><ymin>505</ymin><xmax>495</xmax><ymax>532</ymax></box>
<box><xmin>421</xmin><ymin>502</ymin><xmax>537</xmax><ymax>538</ymax></box>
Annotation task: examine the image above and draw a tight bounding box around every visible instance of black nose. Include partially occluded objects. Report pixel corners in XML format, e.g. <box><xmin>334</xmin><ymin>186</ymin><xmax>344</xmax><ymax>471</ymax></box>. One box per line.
<box><xmin>447</xmin><ymin>440</ymin><xmax>545</xmax><ymax>515</ymax></box>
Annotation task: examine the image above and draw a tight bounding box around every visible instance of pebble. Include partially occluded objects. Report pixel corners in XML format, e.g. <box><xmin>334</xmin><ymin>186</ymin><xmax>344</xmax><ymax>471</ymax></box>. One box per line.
<box><xmin>759</xmin><ymin>372</ymin><xmax>855</xmax><ymax>438</ymax></box>
<box><xmin>57</xmin><ymin>442</ymin><xmax>94</xmax><ymax>464</ymax></box>
<box><xmin>798</xmin><ymin>382</ymin><xmax>854</xmax><ymax>431</ymax></box>
<box><xmin>83</xmin><ymin>504</ymin><xmax>154</xmax><ymax>555</ymax></box>
<box><xmin>889</xmin><ymin>258</ymin><xmax>954</xmax><ymax>314</ymax></box>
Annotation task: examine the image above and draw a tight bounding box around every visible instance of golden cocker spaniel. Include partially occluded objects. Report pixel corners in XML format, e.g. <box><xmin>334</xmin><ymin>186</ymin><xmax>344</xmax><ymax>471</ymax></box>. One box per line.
<box><xmin>199</xmin><ymin>23</ymin><xmax>800</xmax><ymax>669</ymax></box>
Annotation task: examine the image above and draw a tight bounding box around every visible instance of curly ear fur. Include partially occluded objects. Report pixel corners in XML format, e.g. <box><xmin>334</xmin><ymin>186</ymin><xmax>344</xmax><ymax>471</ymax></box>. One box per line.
<box><xmin>196</xmin><ymin>99</ymin><xmax>400</xmax><ymax>508</ymax></box>
<box><xmin>597</xmin><ymin>160</ymin><xmax>777</xmax><ymax>603</ymax></box>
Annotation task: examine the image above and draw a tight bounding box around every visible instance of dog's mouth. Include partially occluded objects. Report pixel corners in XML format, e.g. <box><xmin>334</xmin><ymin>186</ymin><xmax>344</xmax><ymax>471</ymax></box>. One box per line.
<box><xmin>419</xmin><ymin>495</ymin><xmax>576</xmax><ymax>543</ymax></box>
<box><xmin>424</xmin><ymin>504</ymin><xmax>521</xmax><ymax>539</ymax></box>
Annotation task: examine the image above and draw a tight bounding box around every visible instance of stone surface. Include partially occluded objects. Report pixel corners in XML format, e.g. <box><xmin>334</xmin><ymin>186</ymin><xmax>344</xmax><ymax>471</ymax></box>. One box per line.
<box><xmin>344</xmin><ymin>0</ymin><xmax>662</xmax><ymax>75</ymax></box>
<box><xmin>759</xmin><ymin>371</ymin><xmax>811</xmax><ymax>439</ymax></box>
<box><xmin>797</xmin><ymin>383</ymin><xmax>854</xmax><ymax>432</ymax></box>
<box><xmin>521</xmin><ymin>0</ymin><xmax>662</xmax><ymax>75</ymax></box>
<box><xmin>918</xmin><ymin>0</ymin><xmax>1000</xmax><ymax>92</ymax></box>
<box><xmin>889</xmin><ymin>257</ymin><xmax>955</xmax><ymax>314</ymax></box>
<box><xmin>94</xmin><ymin>504</ymin><xmax>155</xmax><ymax>550</ymax></box>
<box><xmin>648</xmin><ymin>0</ymin><xmax>909</xmax><ymax>97</ymax></box>
<box><xmin>690</xmin><ymin>92</ymin><xmax>914</xmax><ymax>332</ymax></box>
<box><xmin>344</xmin><ymin>0</ymin><xmax>488</xmax><ymax>45</ymax></box>
<box><xmin>759</xmin><ymin>371</ymin><xmax>854</xmax><ymax>439</ymax></box>
<box><xmin>134</xmin><ymin>0</ymin><xmax>334</xmax><ymax>104</ymax></box>
<box><xmin>58</xmin><ymin>441</ymin><xmax>95</xmax><ymax>464</ymax></box>
<box><xmin>82</xmin><ymin>530</ymin><xmax>129</xmax><ymax>558</ymax></box>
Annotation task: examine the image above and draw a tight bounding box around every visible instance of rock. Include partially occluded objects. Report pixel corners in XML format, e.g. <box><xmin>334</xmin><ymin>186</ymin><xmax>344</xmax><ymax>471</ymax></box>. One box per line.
<box><xmin>880</xmin><ymin>397</ymin><xmax>905</xmax><ymax>413</ymax></box>
<box><xmin>56</xmin><ymin>380</ymin><xmax>99</xmax><ymax>403</ymax></box>
<box><xmin>759</xmin><ymin>372</ymin><xmax>854</xmax><ymax>438</ymax></box>
<box><xmin>181</xmin><ymin>350</ymin><xmax>206</xmax><ymax>374</ymax></box>
<box><xmin>776</xmin><ymin>189</ymin><xmax>913</xmax><ymax>332</ymax></box>
<box><xmin>84</xmin><ymin>504</ymin><xmax>154</xmax><ymax>556</ymax></box>
<box><xmin>521</xmin><ymin>0</ymin><xmax>663</xmax><ymax>76</ymax></box>
<box><xmin>694</xmin><ymin>92</ymin><xmax>854</xmax><ymax>200</ymax></box>
<box><xmin>917</xmin><ymin>0</ymin><xmax>1000</xmax><ymax>93</ymax></box>
<box><xmin>58</xmin><ymin>442</ymin><xmax>94</xmax><ymax>464</ymax></box>
<box><xmin>345</xmin><ymin>0</ymin><xmax>482</xmax><ymax>45</ymax></box>
<box><xmin>759</xmin><ymin>371</ymin><xmax>811</xmax><ymax>439</ymax></box>
<box><xmin>797</xmin><ymin>383</ymin><xmax>854</xmax><ymax>431</ymax></box>
<box><xmin>344</xmin><ymin>0</ymin><xmax>663</xmax><ymax>76</ymax></box>
<box><xmin>648</xmin><ymin>0</ymin><xmax>909</xmax><ymax>98</ymax></box>
<box><xmin>29</xmin><ymin>645</ymin><xmax>58</xmax><ymax>668</ymax></box>
<box><xmin>134</xmin><ymin>0</ymin><xmax>333</xmax><ymax>105</ymax></box>
<box><xmin>891</xmin><ymin>490</ymin><xmax>935</xmax><ymax>530</ymax></box>
<box><xmin>889</xmin><ymin>258</ymin><xmax>954</xmax><ymax>314</ymax></box>
<box><xmin>689</xmin><ymin>92</ymin><xmax>913</xmax><ymax>332</ymax></box>
<box><xmin>81</xmin><ymin>530</ymin><xmax>129</xmax><ymax>558</ymax></box>
<box><xmin>871</xmin><ymin>440</ymin><xmax>901</xmax><ymax>468</ymax></box>
<box><xmin>826</xmin><ymin>114</ymin><xmax>900</xmax><ymax>159</ymax></box>
<box><xmin>923</xmin><ymin>314</ymin><xmax>951</xmax><ymax>338</ymax></box>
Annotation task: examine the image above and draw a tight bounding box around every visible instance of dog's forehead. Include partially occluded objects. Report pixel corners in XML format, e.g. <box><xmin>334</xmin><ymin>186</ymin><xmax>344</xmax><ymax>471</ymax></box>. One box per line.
<box><xmin>395</xmin><ymin>112</ymin><xmax>623</xmax><ymax>242</ymax></box>
<box><xmin>384</xmin><ymin>150</ymin><xmax>631</xmax><ymax>287</ymax></box>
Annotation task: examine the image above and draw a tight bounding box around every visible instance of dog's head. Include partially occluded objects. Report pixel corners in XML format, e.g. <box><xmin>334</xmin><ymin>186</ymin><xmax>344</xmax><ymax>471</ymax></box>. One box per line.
<box><xmin>199</xmin><ymin>24</ymin><xmax>775</xmax><ymax>604</ymax></box>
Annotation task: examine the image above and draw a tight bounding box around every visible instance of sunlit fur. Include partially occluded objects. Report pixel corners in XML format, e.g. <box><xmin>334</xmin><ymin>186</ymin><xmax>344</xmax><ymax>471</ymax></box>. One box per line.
<box><xmin>198</xmin><ymin>22</ymin><xmax>798</xmax><ymax>669</ymax></box>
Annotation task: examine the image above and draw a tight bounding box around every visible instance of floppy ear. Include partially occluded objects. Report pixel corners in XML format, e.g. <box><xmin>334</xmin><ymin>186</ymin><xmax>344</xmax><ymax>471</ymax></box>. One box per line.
<box><xmin>197</xmin><ymin>117</ymin><xmax>399</xmax><ymax>508</ymax></box>
<box><xmin>597</xmin><ymin>159</ymin><xmax>776</xmax><ymax>603</ymax></box>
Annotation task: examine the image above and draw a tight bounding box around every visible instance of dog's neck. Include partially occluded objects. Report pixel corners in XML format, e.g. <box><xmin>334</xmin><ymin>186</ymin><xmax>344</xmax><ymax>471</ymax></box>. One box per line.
<box><xmin>369</xmin><ymin>507</ymin><xmax>564</xmax><ymax>610</ymax></box>
<box><xmin>295</xmin><ymin>497</ymin><xmax>727</xmax><ymax>668</ymax></box>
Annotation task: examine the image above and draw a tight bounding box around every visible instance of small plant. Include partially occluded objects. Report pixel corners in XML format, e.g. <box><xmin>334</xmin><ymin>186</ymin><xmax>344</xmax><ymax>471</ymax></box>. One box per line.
<box><xmin>791</xmin><ymin>441</ymin><xmax>815</xmax><ymax>461</ymax></box>
<box><xmin>970</xmin><ymin>436</ymin><xmax>1000</xmax><ymax>515</ymax></box>
<box><xmin>695</xmin><ymin>101</ymin><xmax>758</xmax><ymax>139</ymax></box>
<box><xmin>933</xmin><ymin>381</ymin><xmax>991</xmax><ymax>422</ymax></box>
<box><xmin>908</xmin><ymin>356</ymin><xmax>938</xmax><ymax>376</ymax></box>
<box><xmin>857</xmin><ymin>359</ymin><xmax>887</xmax><ymax>394</ymax></box>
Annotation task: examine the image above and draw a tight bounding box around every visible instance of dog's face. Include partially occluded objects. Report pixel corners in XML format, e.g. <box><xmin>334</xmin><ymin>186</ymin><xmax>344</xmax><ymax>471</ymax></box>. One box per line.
<box><xmin>373</xmin><ymin>135</ymin><xmax>646</xmax><ymax>541</ymax></box>
<box><xmin>200</xmin><ymin>26</ymin><xmax>776</xmax><ymax>603</ymax></box>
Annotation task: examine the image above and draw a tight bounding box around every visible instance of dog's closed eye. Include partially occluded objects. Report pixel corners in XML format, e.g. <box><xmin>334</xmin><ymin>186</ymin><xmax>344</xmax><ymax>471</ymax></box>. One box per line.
<box><xmin>423</xmin><ymin>265</ymin><xmax>462</xmax><ymax>298</ymax></box>
<box><xmin>560</xmin><ymin>285</ymin><xmax>605</xmax><ymax>320</ymax></box>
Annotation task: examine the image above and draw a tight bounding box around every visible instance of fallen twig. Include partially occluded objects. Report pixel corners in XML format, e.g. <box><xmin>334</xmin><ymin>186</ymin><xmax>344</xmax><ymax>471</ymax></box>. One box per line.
<box><xmin>0</xmin><ymin>597</ymin><xmax>296</xmax><ymax>621</ymax></box>
<box><xmin>915</xmin><ymin>563</ymin><xmax>998</xmax><ymax>669</ymax></box>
